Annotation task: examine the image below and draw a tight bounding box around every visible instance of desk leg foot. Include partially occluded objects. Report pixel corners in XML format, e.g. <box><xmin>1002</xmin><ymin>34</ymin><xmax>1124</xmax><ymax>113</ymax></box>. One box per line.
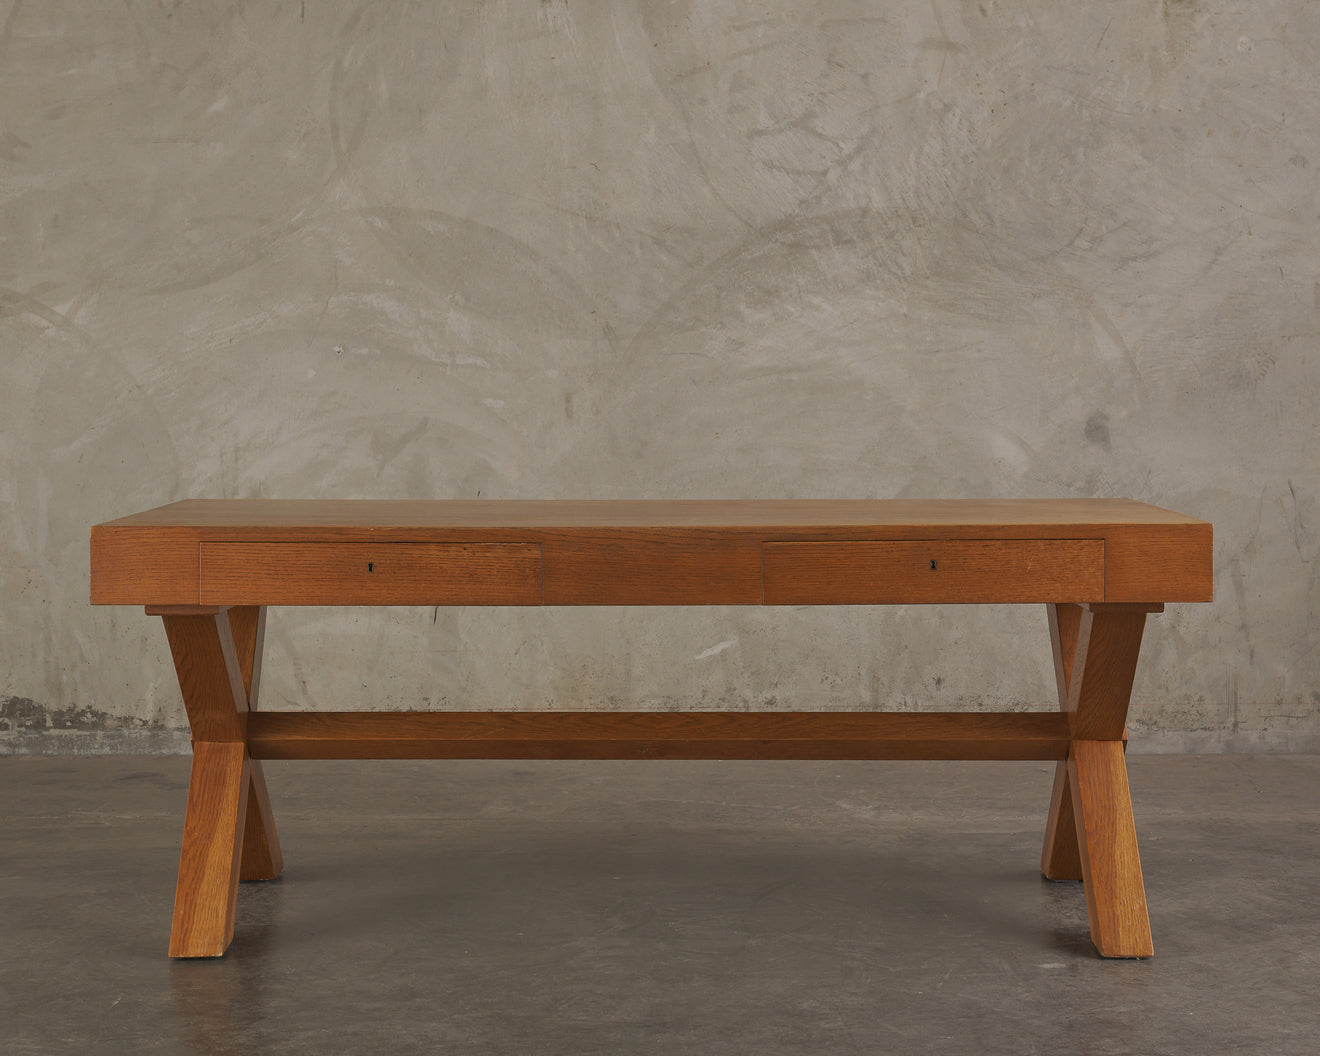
<box><xmin>240</xmin><ymin>759</ymin><xmax>283</xmax><ymax>882</ymax></box>
<box><xmin>1069</xmin><ymin>739</ymin><xmax>1153</xmax><ymax>958</ymax></box>
<box><xmin>169</xmin><ymin>741</ymin><xmax>250</xmax><ymax>959</ymax></box>
<box><xmin>162</xmin><ymin>608</ymin><xmax>280</xmax><ymax>954</ymax></box>
<box><xmin>1041</xmin><ymin>760</ymin><xmax>1083</xmax><ymax>881</ymax></box>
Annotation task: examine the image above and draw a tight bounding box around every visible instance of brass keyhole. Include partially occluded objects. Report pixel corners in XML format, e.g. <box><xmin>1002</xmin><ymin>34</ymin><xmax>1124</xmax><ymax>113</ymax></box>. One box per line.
<box><xmin>367</xmin><ymin>562</ymin><xmax>374</xmax><ymax>572</ymax></box>
<box><xmin>929</xmin><ymin>559</ymin><xmax>937</xmax><ymax>570</ymax></box>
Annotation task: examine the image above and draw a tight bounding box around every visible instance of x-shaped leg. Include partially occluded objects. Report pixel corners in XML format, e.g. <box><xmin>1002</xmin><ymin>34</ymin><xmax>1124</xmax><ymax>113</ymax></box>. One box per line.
<box><xmin>1041</xmin><ymin>602</ymin><xmax>1159</xmax><ymax>958</ymax></box>
<box><xmin>153</xmin><ymin>605</ymin><xmax>283</xmax><ymax>958</ymax></box>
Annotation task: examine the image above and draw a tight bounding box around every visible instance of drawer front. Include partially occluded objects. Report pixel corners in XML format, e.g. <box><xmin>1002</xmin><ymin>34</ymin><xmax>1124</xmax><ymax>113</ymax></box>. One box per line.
<box><xmin>543</xmin><ymin>539</ymin><xmax>762</xmax><ymax>604</ymax></box>
<box><xmin>762</xmin><ymin>539</ymin><xmax>1104</xmax><ymax>604</ymax></box>
<box><xmin>199</xmin><ymin>542</ymin><xmax>542</xmax><ymax>605</ymax></box>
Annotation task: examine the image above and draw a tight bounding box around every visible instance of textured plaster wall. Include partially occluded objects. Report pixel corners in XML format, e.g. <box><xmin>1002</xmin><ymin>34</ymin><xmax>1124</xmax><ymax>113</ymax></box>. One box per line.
<box><xmin>2</xmin><ymin>0</ymin><xmax>1317</xmax><ymax>754</ymax></box>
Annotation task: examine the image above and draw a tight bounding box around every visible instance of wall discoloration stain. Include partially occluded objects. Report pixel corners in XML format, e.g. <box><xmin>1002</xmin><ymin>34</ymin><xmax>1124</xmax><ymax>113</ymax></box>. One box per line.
<box><xmin>1</xmin><ymin>696</ymin><xmax>170</xmax><ymax>733</ymax></box>
<box><xmin>1084</xmin><ymin>413</ymin><xmax>1112</xmax><ymax>453</ymax></box>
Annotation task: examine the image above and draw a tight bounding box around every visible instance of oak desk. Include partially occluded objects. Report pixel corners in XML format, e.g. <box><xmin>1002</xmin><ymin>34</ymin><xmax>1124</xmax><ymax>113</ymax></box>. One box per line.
<box><xmin>90</xmin><ymin>499</ymin><xmax>1213</xmax><ymax>959</ymax></box>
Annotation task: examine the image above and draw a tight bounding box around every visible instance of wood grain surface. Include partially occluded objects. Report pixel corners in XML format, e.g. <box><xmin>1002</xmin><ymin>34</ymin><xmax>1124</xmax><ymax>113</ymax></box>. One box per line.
<box><xmin>1041</xmin><ymin>603</ymin><xmax>1086</xmax><ymax>881</ymax></box>
<box><xmin>199</xmin><ymin>542</ymin><xmax>542</xmax><ymax>605</ymax></box>
<box><xmin>244</xmin><ymin>710</ymin><xmax>1072</xmax><ymax>760</ymax></box>
<box><xmin>239</xmin><ymin>759</ymin><xmax>283</xmax><ymax>883</ymax></box>
<box><xmin>161</xmin><ymin>612</ymin><xmax>250</xmax><ymax>743</ymax></box>
<box><xmin>762</xmin><ymin>538</ymin><xmax>1104</xmax><ymax>604</ymax></box>
<box><xmin>169</xmin><ymin>741</ymin><xmax>250</xmax><ymax>958</ymax></box>
<box><xmin>91</xmin><ymin>498</ymin><xmax>1213</xmax><ymax>606</ymax></box>
<box><xmin>543</xmin><ymin>538</ymin><xmax>762</xmax><ymax>604</ymax></box>
<box><xmin>1069</xmin><ymin>739</ymin><xmax>1154</xmax><ymax>958</ymax></box>
<box><xmin>1065</xmin><ymin>606</ymin><xmax>1150</xmax><ymax>741</ymax></box>
<box><xmin>92</xmin><ymin>497</ymin><xmax>1210</xmax><ymax>530</ymax></box>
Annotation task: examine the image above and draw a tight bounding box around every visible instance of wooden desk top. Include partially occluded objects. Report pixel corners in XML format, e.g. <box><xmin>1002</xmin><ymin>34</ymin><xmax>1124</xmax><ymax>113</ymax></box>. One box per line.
<box><xmin>96</xmin><ymin>497</ymin><xmax>1206</xmax><ymax>531</ymax></box>
<box><xmin>91</xmin><ymin>499</ymin><xmax>1212</xmax><ymax>606</ymax></box>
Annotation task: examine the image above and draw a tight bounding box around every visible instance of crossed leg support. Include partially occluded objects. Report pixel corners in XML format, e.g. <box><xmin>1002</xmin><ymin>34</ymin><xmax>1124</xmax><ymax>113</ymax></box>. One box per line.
<box><xmin>155</xmin><ymin>605</ymin><xmax>282</xmax><ymax>958</ymax></box>
<box><xmin>155</xmin><ymin>602</ymin><xmax>1159</xmax><ymax>959</ymax></box>
<box><xmin>1041</xmin><ymin>602</ymin><xmax>1158</xmax><ymax>958</ymax></box>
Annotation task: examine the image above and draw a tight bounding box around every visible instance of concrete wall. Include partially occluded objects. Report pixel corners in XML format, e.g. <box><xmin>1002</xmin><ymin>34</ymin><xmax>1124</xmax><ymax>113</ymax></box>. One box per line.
<box><xmin>2</xmin><ymin>0</ymin><xmax>1317</xmax><ymax>754</ymax></box>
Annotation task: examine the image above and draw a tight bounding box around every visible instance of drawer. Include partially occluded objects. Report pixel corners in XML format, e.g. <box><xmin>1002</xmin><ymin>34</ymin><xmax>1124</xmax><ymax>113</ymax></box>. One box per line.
<box><xmin>198</xmin><ymin>542</ymin><xmax>542</xmax><ymax>605</ymax></box>
<box><xmin>762</xmin><ymin>539</ymin><xmax>1104</xmax><ymax>604</ymax></box>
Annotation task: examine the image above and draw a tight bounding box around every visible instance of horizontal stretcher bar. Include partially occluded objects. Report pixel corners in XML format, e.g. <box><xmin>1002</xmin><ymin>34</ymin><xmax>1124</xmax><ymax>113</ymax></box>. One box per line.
<box><xmin>243</xmin><ymin>711</ymin><xmax>1073</xmax><ymax>761</ymax></box>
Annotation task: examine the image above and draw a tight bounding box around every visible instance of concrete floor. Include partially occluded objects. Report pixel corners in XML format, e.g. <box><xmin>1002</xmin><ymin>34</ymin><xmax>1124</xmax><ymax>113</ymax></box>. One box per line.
<box><xmin>1</xmin><ymin>754</ymin><xmax>1317</xmax><ymax>1055</ymax></box>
